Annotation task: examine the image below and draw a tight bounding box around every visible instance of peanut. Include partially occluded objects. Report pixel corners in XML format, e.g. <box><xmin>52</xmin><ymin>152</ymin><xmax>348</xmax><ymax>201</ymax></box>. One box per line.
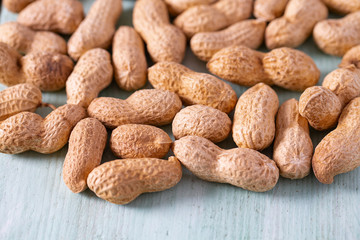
<box><xmin>0</xmin><ymin>104</ymin><xmax>86</xmax><ymax>154</ymax></box>
<box><xmin>232</xmin><ymin>83</ymin><xmax>279</xmax><ymax>150</ymax></box>
<box><xmin>0</xmin><ymin>83</ymin><xmax>42</xmax><ymax>121</ymax></box>
<box><xmin>208</xmin><ymin>46</ymin><xmax>320</xmax><ymax>91</ymax></box>
<box><xmin>148</xmin><ymin>61</ymin><xmax>237</xmax><ymax>113</ymax></box>
<box><xmin>299</xmin><ymin>65</ymin><xmax>360</xmax><ymax>130</ymax></box>
<box><xmin>3</xmin><ymin>0</ymin><xmax>35</xmax><ymax>13</ymax></box>
<box><xmin>273</xmin><ymin>99</ymin><xmax>313</xmax><ymax>179</ymax></box>
<box><xmin>0</xmin><ymin>43</ymin><xmax>73</xmax><ymax>91</ymax></box>
<box><xmin>110</xmin><ymin>124</ymin><xmax>172</xmax><ymax>159</ymax></box>
<box><xmin>321</xmin><ymin>0</ymin><xmax>360</xmax><ymax>15</ymax></box>
<box><xmin>63</xmin><ymin>118</ymin><xmax>107</xmax><ymax>193</ymax></box>
<box><xmin>174</xmin><ymin>0</ymin><xmax>253</xmax><ymax>38</ymax></box>
<box><xmin>68</xmin><ymin>0</ymin><xmax>122</xmax><ymax>61</ymax></box>
<box><xmin>87</xmin><ymin>157</ymin><xmax>182</xmax><ymax>205</ymax></box>
<box><xmin>313</xmin><ymin>11</ymin><xmax>360</xmax><ymax>56</ymax></box>
<box><xmin>66</xmin><ymin>49</ymin><xmax>113</xmax><ymax>108</ymax></box>
<box><xmin>190</xmin><ymin>19</ymin><xmax>266</xmax><ymax>61</ymax></box>
<box><xmin>87</xmin><ymin>89</ymin><xmax>182</xmax><ymax>129</ymax></box>
<box><xmin>254</xmin><ymin>0</ymin><xmax>289</xmax><ymax>21</ymax></box>
<box><xmin>17</xmin><ymin>0</ymin><xmax>84</xmax><ymax>34</ymax></box>
<box><xmin>265</xmin><ymin>0</ymin><xmax>328</xmax><ymax>49</ymax></box>
<box><xmin>0</xmin><ymin>22</ymin><xmax>66</xmax><ymax>54</ymax></box>
<box><xmin>312</xmin><ymin>97</ymin><xmax>360</xmax><ymax>184</ymax></box>
<box><xmin>112</xmin><ymin>26</ymin><xmax>147</xmax><ymax>91</ymax></box>
<box><xmin>339</xmin><ymin>45</ymin><xmax>360</xmax><ymax>69</ymax></box>
<box><xmin>133</xmin><ymin>0</ymin><xmax>186</xmax><ymax>63</ymax></box>
<box><xmin>172</xmin><ymin>105</ymin><xmax>231</xmax><ymax>143</ymax></box>
<box><xmin>164</xmin><ymin>0</ymin><xmax>216</xmax><ymax>16</ymax></box>
<box><xmin>173</xmin><ymin>136</ymin><xmax>279</xmax><ymax>192</ymax></box>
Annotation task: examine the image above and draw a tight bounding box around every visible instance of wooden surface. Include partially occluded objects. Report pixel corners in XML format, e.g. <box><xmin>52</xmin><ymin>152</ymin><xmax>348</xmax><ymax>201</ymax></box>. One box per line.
<box><xmin>1</xmin><ymin>1</ymin><xmax>359</xmax><ymax>239</ymax></box>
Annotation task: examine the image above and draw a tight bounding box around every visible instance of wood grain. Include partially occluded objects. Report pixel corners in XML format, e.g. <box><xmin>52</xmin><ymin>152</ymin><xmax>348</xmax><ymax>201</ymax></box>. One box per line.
<box><xmin>0</xmin><ymin>1</ymin><xmax>359</xmax><ymax>239</ymax></box>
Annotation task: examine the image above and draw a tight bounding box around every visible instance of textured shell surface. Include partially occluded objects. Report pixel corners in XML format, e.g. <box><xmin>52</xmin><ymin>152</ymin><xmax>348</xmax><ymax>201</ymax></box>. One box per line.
<box><xmin>87</xmin><ymin>157</ymin><xmax>182</xmax><ymax>204</ymax></box>
<box><xmin>110</xmin><ymin>124</ymin><xmax>172</xmax><ymax>159</ymax></box>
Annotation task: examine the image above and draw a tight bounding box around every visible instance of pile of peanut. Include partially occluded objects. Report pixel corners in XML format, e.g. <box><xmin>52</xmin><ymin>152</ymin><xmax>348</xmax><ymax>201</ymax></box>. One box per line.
<box><xmin>0</xmin><ymin>0</ymin><xmax>359</xmax><ymax>205</ymax></box>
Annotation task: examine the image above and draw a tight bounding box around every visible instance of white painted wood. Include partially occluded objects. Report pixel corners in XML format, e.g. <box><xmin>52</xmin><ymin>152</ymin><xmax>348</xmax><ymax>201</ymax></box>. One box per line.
<box><xmin>0</xmin><ymin>1</ymin><xmax>359</xmax><ymax>239</ymax></box>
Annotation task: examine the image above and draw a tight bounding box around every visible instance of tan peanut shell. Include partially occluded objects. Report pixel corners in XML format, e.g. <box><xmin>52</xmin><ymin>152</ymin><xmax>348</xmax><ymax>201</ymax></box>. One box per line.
<box><xmin>63</xmin><ymin>118</ymin><xmax>107</xmax><ymax>193</ymax></box>
<box><xmin>299</xmin><ymin>65</ymin><xmax>360</xmax><ymax>130</ymax></box>
<box><xmin>110</xmin><ymin>124</ymin><xmax>172</xmax><ymax>159</ymax></box>
<box><xmin>299</xmin><ymin>86</ymin><xmax>342</xmax><ymax>131</ymax></box>
<box><xmin>0</xmin><ymin>83</ymin><xmax>42</xmax><ymax>121</ymax></box>
<box><xmin>313</xmin><ymin>11</ymin><xmax>360</xmax><ymax>56</ymax></box>
<box><xmin>3</xmin><ymin>0</ymin><xmax>36</xmax><ymax>13</ymax></box>
<box><xmin>88</xmin><ymin>89</ymin><xmax>182</xmax><ymax>128</ymax></box>
<box><xmin>233</xmin><ymin>83</ymin><xmax>279</xmax><ymax>150</ymax></box>
<box><xmin>0</xmin><ymin>43</ymin><xmax>73</xmax><ymax>91</ymax></box>
<box><xmin>112</xmin><ymin>26</ymin><xmax>147</xmax><ymax>91</ymax></box>
<box><xmin>87</xmin><ymin>157</ymin><xmax>182</xmax><ymax>205</ymax></box>
<box><xmin>148</xmin><ymin>62</ymin><xmax>237</xmax><ymax>113</ymax></box>
<box><xmin>0</xmin><ymin>104</ymin><xmax>86</xmax><ymax>154</ymax></box>
<box><xmin>66</xmin><ymin>49</ymin><xmax>113</xmax><ymax>108</ymax></box>
<box><xmin>173</xmin><ymin>136</ymin><xmax>279</xmax><ymax>192</ymax></box>
<box><xmin>68</xmin><ymin>0</ymin><xmax>122</xmax><ymax>61</ymax></box>
<box><xmin>265</xmin><ymin>0</ymin><xmax>328</xmax><ymax>49</ymax></box>
<box><xmin>164</xmin><ymin>0</ymin><xmax>216</xmax><ymax>15</ymax></box>
<box><xmin>273</xmin><ymin>99</ymin><xmax>313</xmax><ymax>179</ymax></box>
<box><xmin>133</xmin><ymin>0</ymin><xmax>186</xmax><ymax>63</ymax></box>
<box><xmin>262</xmin><ymin>47</ymin><xmax>320</xmax><ymax>91</ymax></box>
<box><xmin>322</xmin><ymin>65</ymin><xmax>360</xmax><ymax>107</ymax></box>
<box><xmin>0</xmin><ymin>22</ymin><xmax>66</xmax><ymax>54</ymax></box>
<box><xmin>190</xmin><ymin>19</ymin><xmax>266</xmax><ymax>61</ymax></box>
<box><xmin>312</xmin><ymin>97</ymin><xmax>360</xmax><ymax>184</ymax></box>
<box><xmin>17</xmin><ymin>0</ymin><xmax>84</xmax><ymax>34</ymax></box>
<box><xmin>172</xmin><ymin>105</ymin><xmax>231</xmax><ymax>143</ymax></box>
<box><xmin>340</xmin><ymin>45</ymin><xmax>360</xmax><ymax>68</ymax></box>
<box><xmin>321</xmin><ymin>0</ymin><xmax>360</xmax><ymax>15</ymax></box>
<box><xmin>208</xmin><ymin>46</ymin><xmax>320</xmax><ymax>91</ymax></box>
<box><xmin>174</xmin><ymin>0</ymin><xmax>253</xmax><ymax>38</ymax></box>
<box><xmin>254</xmin><ymin>0</ymin><xmax>289</xmax><ymax>21</ymax></box>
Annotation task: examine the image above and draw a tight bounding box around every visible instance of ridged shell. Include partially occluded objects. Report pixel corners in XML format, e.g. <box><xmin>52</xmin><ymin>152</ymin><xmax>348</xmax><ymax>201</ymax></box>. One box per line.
<box><xmin>254</xmin><ymin>0</ymin><xmax>288</xmax><ymax>21</ymax></box>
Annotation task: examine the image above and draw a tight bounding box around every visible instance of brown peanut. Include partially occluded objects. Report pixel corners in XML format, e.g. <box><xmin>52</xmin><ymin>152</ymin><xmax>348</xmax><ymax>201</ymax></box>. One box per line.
<box><xmin>0</xmin><ymin>104</ymin><xmax>86</xmax><ymax>154</ymax></box>
<box><xmin>190</xmin><ymin>19</ymin><xmax>266</xmax><ymax>61</ymax></box>
<box><xmin>232</xmin><ymin>83</ymin><xmax>279</xmax><ymax>150</ymax></box>
<box><xmin>265</xmin><ymin>0</ymin><xmax>328</xmax><ymax>49</ymax></box>
<box><xmin>299</xmin><ymin>65</ymin><xmax>360</xmax><ymax>130</ymax></box>
<box><xmin>208</xmin><ymin>46</ymin><xmax>320</xmax><ymax>91</ymax></box>
<box><xmin>3</xmin><ymin>0</ymin><xmax>35</xmax><ymax>13</ymax></box>
<box><xmin>66</xmin><ymin>49</ymin><xmax>113</xmax><ymax>108</ymax></box>
<box><xmin>68</xmin><ymin>0</ymin><xmax>122</xmax><ymax>60</ymax></box>
<box><xmin>321</xmin><ymin>0</ymin><xmax>360</xmax><ymax>15</ymax></box>
<box><xmin>148</xmin><ymin>61</ymin><xmax>237</xmax><ymax>113</ymax></box>
<box><xmin>174</xmin><ymin>0</ymin><xmax>253</xmax><ymax>38</ymax></box>
<box><xmin>112</xmin><ymin>26</ymin><xmax>147</xmax><ymax>91</ymax></box>
<box><xmin>254</xmin><ymin>0</ymin><xmax>289</xmax><ymax>21</ymax></box>
<box><xmin>173</xmin><ymin>136</ymin><xmax>279</xmax><ymax>192</ymax></box>
<box><xmin>88</xmin><ymin>89</ymin><xmax>182</xmax><ymax>129</ymax></box>
<box><xmin>273</xmin><ymin>99</ymin><xmax>313</xmax><ymax>179</ymax></box>
<box><xmin>110</xmin><ymin>124</ymin><xmax>172</xmax><ymax>159</ymax></box>
<box><xmin>313</xmin><ymin>11</ymin><xmax>360</xmax><ymax>56</ymax></box>
<box><xmin>172</xmin><ymin>105</ymin><xmax>231</xmax><ymax>143</ymax></box>
<box><xmin>0</xmin><ymin>43</ymin><xmax>73</xmax><ymax>91</ymax></box>
<box><xmin>312</xmin><ymin>97</ymin><xmax>360</xmax><ymax>184</ymax></box>
<box><xmin>63</xmin><ymin>118</ymin><xmax>107</xmax><ymax>193</ymax></box>
<box><xmin>133</xmin><ymin>0</ymin><xmax>186</xmax><ymax>63</ymax></box>
<box><xmin>0</xmin><ymin>83</ymin><xmax>42</xmax><ymax>121</ymax></box>
<box><xmin>340</xmin><ymin>45</ymin><xmax>360</xmax><ymax>68</ymax></box>
<box><xmin>17</xmin><ymin>0</ymin><xmax>84</xmax><ymax>34</ymax></box>
<box><xmin>164</xmin><ymin>0</ymin><xmax>216</xmax><ymax>16</ymax></box>
<box><xmin>87</xmin><ymin>157</ymin><xmax>182</xmax><ymax>205</ymax></box>
<box><xmin>0</xmin><ymin>22</ymin><xmax>66</xmax><ymax>54</ymax></box>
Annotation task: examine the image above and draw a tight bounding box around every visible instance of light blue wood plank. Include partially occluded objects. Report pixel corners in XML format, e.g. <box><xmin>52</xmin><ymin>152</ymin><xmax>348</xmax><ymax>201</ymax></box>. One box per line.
<box><xmin>0</xmin><ymin>1</ymin><xmax>359</xmax><ymax>240</ymax></box>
